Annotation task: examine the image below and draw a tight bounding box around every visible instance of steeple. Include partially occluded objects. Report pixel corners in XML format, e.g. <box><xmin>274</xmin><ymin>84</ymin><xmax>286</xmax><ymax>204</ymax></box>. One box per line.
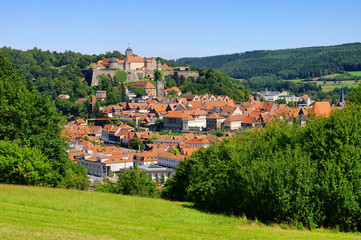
<box><xmin>340</xmin><ymin>86</ymin><xmax>345</xmax><ymax>106</ymax></box>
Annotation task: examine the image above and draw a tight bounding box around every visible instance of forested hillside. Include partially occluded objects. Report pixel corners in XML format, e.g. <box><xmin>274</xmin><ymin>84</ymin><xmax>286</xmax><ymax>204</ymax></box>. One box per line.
<box><xmin>176</xmin><ymin>43</ymin><xmax>361</xmax><ymax>79</ymax></box>
<box><xmin>0</xmin><ymin>46</ymin><xmax>251</xmax><ymax>106</ymax></box>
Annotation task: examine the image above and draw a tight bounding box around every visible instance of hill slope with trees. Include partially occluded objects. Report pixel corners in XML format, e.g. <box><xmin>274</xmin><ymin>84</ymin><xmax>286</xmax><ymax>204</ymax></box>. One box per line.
<box><xmin>175</xmin><ymin>43</ymin><xmax>361</xmax><ymax>79</ymax></box>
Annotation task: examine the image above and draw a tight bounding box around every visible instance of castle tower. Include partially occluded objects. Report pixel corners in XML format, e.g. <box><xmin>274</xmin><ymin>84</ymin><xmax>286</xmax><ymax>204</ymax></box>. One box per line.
<box><xmin>125</xmin><ymin>46</ymin><xmax>133</xmax><ymax>57</ymax></box>
<box><xmin>156</xmin><ymin>60</ymin><xmax>161</xmax><ymax>70</ymax></box>
<box><xmin>156</xmin><ymin>80</ymin><xmax>165</xmax><ymax>97</ymax></box>
<box><xmin>108</xmin><ymin>57</ymin><xmax>118</xmax><ymax>68</ymax></box>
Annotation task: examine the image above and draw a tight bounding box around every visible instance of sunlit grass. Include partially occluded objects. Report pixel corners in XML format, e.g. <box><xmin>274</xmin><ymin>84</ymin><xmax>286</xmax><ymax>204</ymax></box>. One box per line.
<box><xmin>348</xmin><ymin>71</ymin><xmax>361</xmax><ymax>77</ymax></box>
<box><xmin>0</xmin><ymin>184</ymin><xmax>361</xmax><ymax>239</ymax></box>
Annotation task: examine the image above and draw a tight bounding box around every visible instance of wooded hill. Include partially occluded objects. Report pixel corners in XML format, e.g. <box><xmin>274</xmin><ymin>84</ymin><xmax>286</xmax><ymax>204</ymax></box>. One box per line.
<box><xmin>175</xmin><ymin>43</ymin><xmax>361</xmax><ymax>79</ymax></box>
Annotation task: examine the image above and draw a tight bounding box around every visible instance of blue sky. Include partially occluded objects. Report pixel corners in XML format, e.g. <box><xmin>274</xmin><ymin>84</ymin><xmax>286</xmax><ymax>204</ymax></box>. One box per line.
<box><xmin>0</xmin><ymin>0</ymin><xmax>360</xmax><ymax>59</ymax></box>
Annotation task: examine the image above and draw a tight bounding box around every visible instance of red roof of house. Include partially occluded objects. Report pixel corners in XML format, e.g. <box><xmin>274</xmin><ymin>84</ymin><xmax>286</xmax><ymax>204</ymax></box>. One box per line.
<box><xmin>208</xmin><ymin>112</ymin><xmax>221</xmax><ymax>119</ymax></box>
<box><xmin>310</xmin><ymin>102</ymin><xmax>332</xmax><ymax>117</ymax></box>
<box><xmin>131</xmin><ymin>81</ymin><xmax>156</xmax><ymax>89</ymax></box>
<box><xmin>184</xmin><ymin>138</ymin><xmax>210</xmax><ymax>145</ymax></box>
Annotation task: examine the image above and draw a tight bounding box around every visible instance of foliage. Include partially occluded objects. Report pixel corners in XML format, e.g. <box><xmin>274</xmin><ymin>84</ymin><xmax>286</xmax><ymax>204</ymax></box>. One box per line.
<box><xmin>154</xmin><ymin>119</ymin><xmax>164</xmax><ymax>131</ymax></box>
<box><xmin>97</xmin><ymin>74</ymin><xmax>112</xmax><ymax>91</ymax></box>
<box><xmin>347</xmin><ymin>81</ymin><xmax>361</xmax><ymax>104</ymax></box>
<box><xmin>95</xmin><ymin>165</ymin><xmax>158</xmax><ymax>197</ymax></box>
<box><xmin>113</xmin><ymin>70</ymin><xmax>127</xmax><ymax>85</ymax></box>
<box><xmin>0</xmin><ymin>52</ymin><xmax>89</xmax><ymax>189</ymax></box>
<box><xmin>154</xmin><ymin>70</ymin><xmax>163</xmax><ymax>81</ymax></box>
<box><xmin>0</xmin><ymin>141</ymin><xmax>55</xmax><ymax>186</ymax></box>
<box><xmin>176</xmin><ymin>43</ymin><xmax>361</xmax><ymax>80</ymax></box>
<box><xmin>170</xmin><ymin>148</ymin><xmax>180</xmax><ymax>154</ymax></box>
<box><xmin>120</xmin><ymin>81</ymin><xmax>128</xmax><ymax>102</ymax></box>
<box><xmin>126</xmin><ymin>121</ymin><xmax>136</xmax><ymax>128</ymax></box>
<box><xmin>213</xmin><ymin>131</ymin><xmax>224</xmax><ymax>137</ymax></box>
<box><xmin>275</xmin><ymin>99</ymin><xmax>286</xmax><ymax>104</ymax></box>
<box><xmin>130</xmin><ymin>137</ymin><xmax>144</xmax><ymax>150</ymax></box>
<box><xmin>163</xmin><ymin>105</ymin><xmax>361</xmax><ymax>231</ymax></box>
<box><xmin>147</xmin><ymin>135</ymin><xmax>159</xmax><ymax>144</ymax></box>
<box><xmin>135</xmin><ymin>88</ymin><xmax>146</xmax><ymax>98</ymax></box>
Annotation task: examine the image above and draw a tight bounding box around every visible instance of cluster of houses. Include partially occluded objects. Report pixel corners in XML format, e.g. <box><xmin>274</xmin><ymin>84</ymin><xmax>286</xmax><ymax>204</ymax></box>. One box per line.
<box><xmin>64</xmin><ymin>88</ymin><xmax>340</xmax><ymax>182</ymax></box>
<box><xmin>64</xmin><ymin>119</ymin><xmax>224</xmax><ymax>181</ymax></box>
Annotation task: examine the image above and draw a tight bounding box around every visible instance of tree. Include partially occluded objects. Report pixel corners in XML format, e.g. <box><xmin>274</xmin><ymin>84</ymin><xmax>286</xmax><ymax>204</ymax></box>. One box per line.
<box><xmin>154</xmin><ymin>119</ymin><xmax>164</xmax><ymax>131</ymax></box>
<box><xmin>0</xmin><ymin>52</ymin><xmax>89</xmax><ymax>189</ymax></box>
<box><xmin>214</xmin><ymin>131</ymin><xmax>224</xmax><ymax>137</ymax></box>
<box><xmin>170</xmin><ymin>148</ymin><xmax>180</xmax><ymax>154</ymax></box>
<box><xmin>120</xmin><ymin>81</ymin><xmax>128</xmax><ymax>102</ymax></box>
<box><xmin>97</xmin><ymin>74</ymin><xmax>112</xmax><ymax>90</ymax></box>
<box><xmin>154</xmin><ymin>70</ymin><xmax>163</xmax><ymax>81</ymax></box>
<box><xmin>0</xmin><ymin>140</ymin><xmax>55</xmax><ymax>186</ymax></box>
<box><xmin>275</xmin><ymin>99</ymin><xmax>286</xmax><ymax>104</ymax></box>
<box><xmin>168</xmin><ymin>89</ymin><xmax>177</xmax><ymax>97</ymax></box>
<box><xmin>130</xmin><ymin>137</ymin><xmax>144</xmax><ymax>150</ymax></box>
<box><xmin>114</xmin><ymin>70</ymin><xmax>127</xmax><ymax>86</ymax></box>
<box><xmin>134</xmin><ymin>88</ymin><xmax>146</xmax><ymax>98</ymax></box>
<box><xmin>105</xmin><ymin>91</ymin><xmax>120</xmax><ymax>105</ymax></box>
<box><xmin>168</xmin><ymin>78</ymin><xmax>177</xmax><ymax>88</ymax></box>
<box><xmin>95</xmin><ymin>165</ymin><xmax>158</xmax><ymax>197</ymax></box>
<box><xmin>92</xmin><ymin>101</ymin><xmax>102</xmax><ymax>118</ymax></box>
<box><xmin>347</xmin><ymin>81</ymin><xmax>361</xmax><ymax>104</ymax></box>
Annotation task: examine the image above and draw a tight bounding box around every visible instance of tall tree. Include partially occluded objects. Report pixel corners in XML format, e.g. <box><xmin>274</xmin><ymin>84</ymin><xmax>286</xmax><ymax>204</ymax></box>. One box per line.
<box><xmin>0</xmin><ymin>52</ymin><xmax>89</xmax><ymax>189</ymax></box>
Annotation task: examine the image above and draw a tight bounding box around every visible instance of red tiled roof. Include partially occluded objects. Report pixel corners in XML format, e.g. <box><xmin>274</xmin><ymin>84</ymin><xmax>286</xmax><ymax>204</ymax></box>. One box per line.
<box><xmin>131</xmin><ymin>81</ymin><xmax>156</xmax><ymax>89</ymax></box>
<box><xmin>185</xmin><ymin>138</ymin><xmax>210</xmax><ymax>145</ymax></box>
<box><xmin>208</xmin><ymin>112</ymin><xmax>221</xmax><ymax>119</ymax></box>
<box><xmin>310</xmin><ymin>102</ymin><xmax>332</xmax><ymax>117</ymax></box>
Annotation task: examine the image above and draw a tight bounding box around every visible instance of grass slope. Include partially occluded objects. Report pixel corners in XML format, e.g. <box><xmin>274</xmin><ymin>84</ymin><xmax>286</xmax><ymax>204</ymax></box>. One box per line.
<box><xmin>1</xmin><ymin>184</ymin><xmax>361</xmax><ymax>239</ymax></box>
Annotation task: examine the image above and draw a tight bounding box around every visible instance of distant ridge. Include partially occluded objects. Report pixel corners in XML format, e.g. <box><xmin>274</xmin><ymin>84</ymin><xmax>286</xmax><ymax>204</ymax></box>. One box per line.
<box><xmin>175</xmin><ymin>43</ymin><xmax>361</xmax><ymax>79</ymax></box>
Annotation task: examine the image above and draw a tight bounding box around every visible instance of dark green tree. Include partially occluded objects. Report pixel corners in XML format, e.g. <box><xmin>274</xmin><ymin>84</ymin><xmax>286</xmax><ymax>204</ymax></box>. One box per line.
<box><xmin>114</xmin><ymin>70</ymin><xmax>127</xmax><ymax>86</ymax></box>
<box><xmin>0</xmin><ymin>52</ymin><xmax>89</xmax><ymax>189</ymax></box>
<box><xmin>154</xmin><ymin>70</ymin><xmax>162</xmax><ymax>81</ymax></box>
<box><xmin>135</xmin><ymin>88</ymin><xmax>146</xmax><ymax>98</ymax></box>
<box><xmin>130</xmin><ymin>137</ymin><xmax>144</xmax><ymax>150</ymax></box>
<box><xmin>95</xmin><ymin>165</ymin><xmax>158</xmax><ymax>197</ymax></box>
<box><xmin>120</xmin><ymin>81</ymin><xmax>128</xmax><ymax>102</ymax></box>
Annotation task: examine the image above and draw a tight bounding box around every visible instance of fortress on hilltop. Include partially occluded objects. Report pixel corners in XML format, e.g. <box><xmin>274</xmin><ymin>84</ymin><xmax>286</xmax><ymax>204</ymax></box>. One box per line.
<box><xmin>85</xmin><ymin>46</ymin><xmax>174</xmax><ymax>86</ymax></box>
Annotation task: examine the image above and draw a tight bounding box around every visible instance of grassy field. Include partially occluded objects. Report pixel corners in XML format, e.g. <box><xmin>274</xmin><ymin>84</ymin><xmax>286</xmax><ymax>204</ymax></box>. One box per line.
<box><xmin>284</xmin><ymin>79</ymin><xmax>358</xmax><ymax>92</ymax></box>
<box><xmin>348</xmin><ymin>71</ymin><xmax>361</xmax><ymax>77</ymax></box>
<box><xmin>314</xmin><ymin>80</ymin><xmax>358</xmax><ymax>91</ymax></box>
<box><xmin>1</xmin><ymin>184</ymin><xmax>361</xmax><ymax>239</ymax></box>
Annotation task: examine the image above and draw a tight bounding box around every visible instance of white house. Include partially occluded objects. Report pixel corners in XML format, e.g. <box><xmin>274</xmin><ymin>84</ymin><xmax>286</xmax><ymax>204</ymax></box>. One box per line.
<box><xmin>78</xmin><ymin>152</ymin><xmax>133</xmax><ymax>177</ymax></box>
<box><xmin>157</xmin><ymin>152</ymin><xmax>185</xmax><ymax>168</ymax></box>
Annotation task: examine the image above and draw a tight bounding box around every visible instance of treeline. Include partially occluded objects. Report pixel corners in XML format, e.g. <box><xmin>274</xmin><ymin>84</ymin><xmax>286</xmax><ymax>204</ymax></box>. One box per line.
<box><xmin>0</xmin><ymin>52</ymin><xmax>89</xmax><ymax>189</ymax></box>
<box><xmin>175</xmin><ymin>43</ymin><xmax>361</xmax><ymax>79</ymax></box>
<box><xmin>1</xmin><ymin>46</ymin><xmax>125</xmax><ymax>80</ymax></box>
<box><xmin>163</xmin><ymin>103</ymin><xmax>361</xmax><ymax>231</ymax></box>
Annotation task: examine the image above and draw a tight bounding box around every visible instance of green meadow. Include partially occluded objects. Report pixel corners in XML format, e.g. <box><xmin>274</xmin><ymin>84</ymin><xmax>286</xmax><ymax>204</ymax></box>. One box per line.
<box><xmin>1</xmin><ymin>184</ymin><xmax>361</xmax><ymax>239</ymax></box>
<box><xmin>348</xmin><ymin>71</ymin><xmax>361</xmax><ymax>77</ymax></box>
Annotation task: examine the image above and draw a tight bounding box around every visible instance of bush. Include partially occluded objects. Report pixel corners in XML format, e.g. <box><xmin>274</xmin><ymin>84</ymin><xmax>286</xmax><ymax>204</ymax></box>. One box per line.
<box><xmin>95</xmin><ymin>165</ymin><xmax>158</xmax><ymax>197</ymax></box>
